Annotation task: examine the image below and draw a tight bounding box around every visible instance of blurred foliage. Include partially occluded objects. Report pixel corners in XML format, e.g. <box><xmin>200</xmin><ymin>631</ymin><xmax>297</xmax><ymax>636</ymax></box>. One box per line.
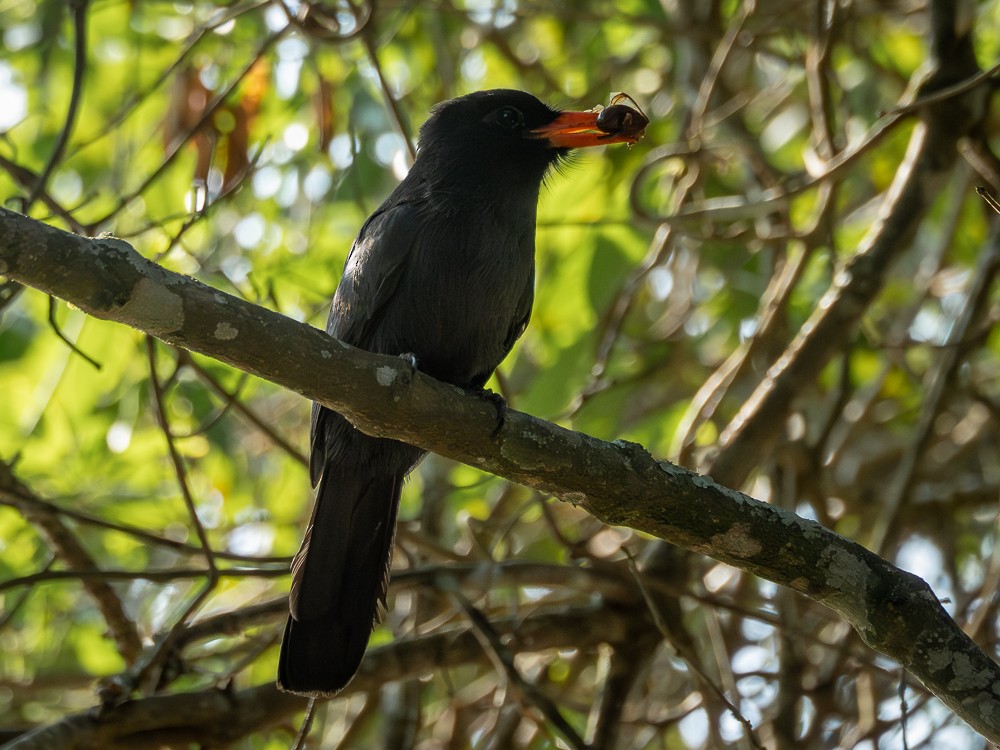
<box><xmin>1</xmin><ymin>0</ymin><xmax>1000</xmax><ymax>748</ymax></box>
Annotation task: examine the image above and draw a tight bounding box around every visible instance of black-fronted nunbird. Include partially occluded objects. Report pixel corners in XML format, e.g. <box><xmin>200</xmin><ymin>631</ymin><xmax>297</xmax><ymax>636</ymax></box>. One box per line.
<box><xmin>278</xmin><ymin>89</ymin><xmax>644</xmax><ymax>696</ymax></box>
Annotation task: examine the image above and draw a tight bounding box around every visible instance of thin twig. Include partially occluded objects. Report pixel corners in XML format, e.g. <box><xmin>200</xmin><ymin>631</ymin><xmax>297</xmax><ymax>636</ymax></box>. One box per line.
<box><xmin>623</xmin><ymin>549</ymin><xmax>763</xmax><ymax>750</ymax></box>
<box><xmin>357</xmin><ymin>4</ymin><xmax>416</xmax><ymax>162</ymax></box>
<box><xmin>47</xmin><ymin>296</ymin><xmax>101</xmax><ymax>370</ymax></box>
<box><xmin>879</xmin><ymin>59</ymin><xmax>1000</xmax><ymax>119</ymax></box>
<box><xmin>22</xmin><ymin>0</ymin><xmax>89</xmax><ymax>213</ymax></box>
<box><xmin>0</xmin><ymin>565</ymin><xmax>286</xmax><ymax>594</ymax></box>
<box><xmin>147</xmin><ymin>339</ymin><xmax>219</xmax><ymax>581</ymax></box>
<box><xmin>86</xmin><ymin>30</ymin><xmax>285</xmax><ymax>231</ymax></box>
<box><xmin>0</xmin><ymin>460</ymin><xmax>142</xmax><ymax>661</ymax></box>
<box><xmin>452</xmin><ymin>591</ymin><xmax>588</xmax><ymax>750</ymax></box>
<box><xmin>687</xmin><ymin>0</ymin><xmax>757</xmax><ymax>140</ymax></box>
<box><xmin>978</xmin><ymin>186</ymin><xmax>1000</xmax><ymax>214</ymax></box>
<box><xmin>0</xmin><ymin>489</ymin><xmax>290</xmax><ymax>565</ymax></box>
<box><xmin>289</xmin><ymin>697</ymin><xmax>317</xmax><ymax>750</ymax></box>
<box><xmin>869</xmin><ymin>223</ymin><xmax>1000</xmax><ymax>552</ymax></box>
<box><xmin>179</xmin><ymin>349</ymin><xmax>308</xmax><ymax>467</ymax></box>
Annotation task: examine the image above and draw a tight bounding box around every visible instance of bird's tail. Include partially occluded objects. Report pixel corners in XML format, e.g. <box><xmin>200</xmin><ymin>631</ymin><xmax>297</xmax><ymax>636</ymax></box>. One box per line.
<box><xmin>277</xmin><ymin>464</ymin><xmax>405</xmax><ymax>696</ymax></box>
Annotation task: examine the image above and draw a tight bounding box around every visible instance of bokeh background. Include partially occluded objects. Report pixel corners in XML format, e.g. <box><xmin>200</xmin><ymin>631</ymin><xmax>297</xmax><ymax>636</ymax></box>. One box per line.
<box><xmin>2</xmin><ymin>0</ymin><xmax>1000</xmax><ymax>747</ymax></box>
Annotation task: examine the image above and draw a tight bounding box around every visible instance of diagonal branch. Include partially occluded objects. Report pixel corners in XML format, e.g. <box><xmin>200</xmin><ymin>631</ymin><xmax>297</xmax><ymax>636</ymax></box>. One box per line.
<box><xmin>0</xmin><ymin>461</ymin><xmax>143</xmax><ymax>663</ymax></box>
<box><xmin>707</xmin><ymin>0</ymin><xmax>992</xmax><ymax>488</ymax></box>
<box><xmin>2</xmin><ymin>603</ymin><xmax>632</xmax><ymax>750</ymax></box>
<box><xmin>21</xmin><ymin>0</ymin><xmax>89</xmax><ymax>214</ymax></box>
<box><xmin>1</xmin><ymin>209</ymin><xmax>1000</xmax><ymax>742</ymax></box>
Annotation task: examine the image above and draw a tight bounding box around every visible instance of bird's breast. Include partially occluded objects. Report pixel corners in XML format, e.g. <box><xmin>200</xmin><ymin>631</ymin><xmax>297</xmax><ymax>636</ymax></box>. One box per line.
<box><xmin>375</xmin><ymin>225</ymin><xmax>535</xmax><ymax>387</ymax></box>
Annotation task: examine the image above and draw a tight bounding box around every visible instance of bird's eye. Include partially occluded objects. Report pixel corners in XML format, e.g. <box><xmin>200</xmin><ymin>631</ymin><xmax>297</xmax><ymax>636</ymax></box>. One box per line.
<box><xmin>493</xmin><ymin>106</ymin><xmax>524</xmax><ymax>130</ymax></box>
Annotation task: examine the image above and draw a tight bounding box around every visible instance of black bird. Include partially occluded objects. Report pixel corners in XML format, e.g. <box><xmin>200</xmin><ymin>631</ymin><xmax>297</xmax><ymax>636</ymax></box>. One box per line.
<box><xmin>278</xmin><ymin>89</ymin><xmax>644</xmax><ymax>696</ymax></box>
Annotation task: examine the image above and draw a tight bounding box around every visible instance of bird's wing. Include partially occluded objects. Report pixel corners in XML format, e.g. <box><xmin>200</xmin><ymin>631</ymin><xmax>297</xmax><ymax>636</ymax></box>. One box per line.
<box><xmin>328</xmin><ymin>201</ymin><xmax>421</xmax><ymax>346</ymax></box>
<box><xmin>309</xmin><ymin>201</ymin><xmax>421</xmax><ymax>487</ymax></box>
<box><xmin>502</xmin><ymin>263</ymin><xmax>535</xmax><ymax>358</ymax></box>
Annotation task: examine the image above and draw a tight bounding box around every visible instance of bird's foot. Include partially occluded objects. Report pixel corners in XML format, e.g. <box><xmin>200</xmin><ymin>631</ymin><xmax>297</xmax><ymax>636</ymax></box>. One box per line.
<box><xmin>477</xmin><ymin>388</ymin><xmax>508</xmax><ymax>437</ymax></box>
<box><xmin>378</xmin><ymin>353</ymin><xmax>418</xmax><ymax>387</ymax></box>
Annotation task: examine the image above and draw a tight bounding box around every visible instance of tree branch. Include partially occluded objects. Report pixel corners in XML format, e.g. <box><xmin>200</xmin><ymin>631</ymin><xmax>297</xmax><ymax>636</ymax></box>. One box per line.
<box><xmin>2</xmin><ymin>208</ymin><xmax>1000</xmax><ymax>742</ymax></box>
<box><xmin>708</xmin><ymin>0</ymin><xmax>992</xmax><ymax>488</ymax></box>
<box><xmin>4</xmin><ymin>604</ymin><xmax>632</xmax><ymax>750</ymax></box>
<box><xmin>0</xmin><ymin>461</ymin><xmax>143</xmax><ymax>663</ymax></box>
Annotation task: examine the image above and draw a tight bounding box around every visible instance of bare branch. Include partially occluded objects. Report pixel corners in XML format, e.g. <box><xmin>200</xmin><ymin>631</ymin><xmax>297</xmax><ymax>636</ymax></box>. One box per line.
<box><xmin>3</xmin><ymin>207</ymin><xmax>1000</xmax><ymax>742</ymax></box>
<box><xmin>0</xmin><ymin>461</ymin><xmax>143</xmax><ymax>663</ymax></box>
<box><xmin>4</xmin><ymin>604</ymin><xmax>633</xmax><ymax>750</ymax></box>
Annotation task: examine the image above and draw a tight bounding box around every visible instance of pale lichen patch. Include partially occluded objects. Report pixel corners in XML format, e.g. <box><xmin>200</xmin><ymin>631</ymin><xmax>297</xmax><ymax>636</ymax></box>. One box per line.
<box><xmin>926</xmin><ymin>646</ymin><xmax>953</xmax><ymax>672</ymax></box>
<box><xmin>214</xmin><ymin>322</ymin><xmax>239</xmax><ymax>340</ymax></box>
<box><xmin>118</xmin><ymin>277</ymin><xmax>184</xmax><ymax>335</ymax></box>
<box><xmin>821</xmin><ymin>545</ymin><xmax>870</xmax><ymax>593</ymax></box>
<box><xmin>95</xmin><ymin>236</ymin><xmax>135</xmax><ymax>254</ymax></box>
<box><xmin>946</xmin><ymin>652</ymin><xmax>990</xmax><ymax>691</ymax></box>
<box><xmin>711</xmin><ymin>522</ymin><xmax>762</xmax><ymax>558</ymax></box>
<box><xmin>376</xmin><ymin>366</ymin><xmax>397</xmax><ymax>386</ymax></box>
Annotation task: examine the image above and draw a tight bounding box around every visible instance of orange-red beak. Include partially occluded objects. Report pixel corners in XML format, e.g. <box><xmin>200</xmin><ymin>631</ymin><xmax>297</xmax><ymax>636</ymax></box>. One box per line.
<box><xmin>528</xmin><ymin>110</ymin><xmax>645</xmax><ymax>148</ymax></box>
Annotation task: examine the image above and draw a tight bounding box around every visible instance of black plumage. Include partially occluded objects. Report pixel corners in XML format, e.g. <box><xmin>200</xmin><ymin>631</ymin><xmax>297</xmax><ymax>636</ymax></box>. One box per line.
<box><xmin>278</xmin><ymin>89</ymin><xmax>643</xmax><ymax>696</ymax></box>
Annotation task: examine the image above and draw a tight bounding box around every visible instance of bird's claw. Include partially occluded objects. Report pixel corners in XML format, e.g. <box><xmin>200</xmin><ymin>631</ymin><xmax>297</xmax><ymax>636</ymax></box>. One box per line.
<box><xmin>478</xmin><ymin>388</ymin><xmax>508</xmax><ymax>437</ymax></box>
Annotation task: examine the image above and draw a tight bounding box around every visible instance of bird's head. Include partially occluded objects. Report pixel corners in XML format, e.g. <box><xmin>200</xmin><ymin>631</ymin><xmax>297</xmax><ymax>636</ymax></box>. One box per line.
<box><xmin>415</xmin><ymin>89</ymin><xmax>642</xmax><ymax>190</ymax></box>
